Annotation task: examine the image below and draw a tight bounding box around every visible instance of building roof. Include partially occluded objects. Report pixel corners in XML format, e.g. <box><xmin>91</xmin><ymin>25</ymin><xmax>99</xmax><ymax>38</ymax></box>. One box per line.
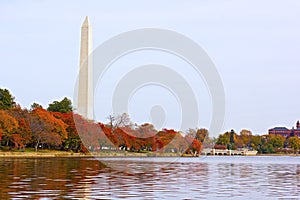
<box><xmin>269</xmin><ymin>127</ymin><xmax>289</xmax><ymax>131</ymax></box>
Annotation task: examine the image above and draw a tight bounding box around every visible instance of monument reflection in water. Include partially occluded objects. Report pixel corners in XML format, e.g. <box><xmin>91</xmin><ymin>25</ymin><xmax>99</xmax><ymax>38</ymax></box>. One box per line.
<box><xmin>0</xmin><ymin>157</ymin><xmax>299</xmax><ymax>199</ymax></box>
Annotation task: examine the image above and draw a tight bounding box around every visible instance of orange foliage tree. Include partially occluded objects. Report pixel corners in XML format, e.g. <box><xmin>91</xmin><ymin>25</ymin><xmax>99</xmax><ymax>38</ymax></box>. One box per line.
<box><xmin>9</xmin><ymin>107</ymin><xmax>32</xmax><ymax>149</ymax></box>
<box><xmin>29</xmin><ymin>108</ymin><xmax>67</xmax><ymax>151</ymax></box>
<box><xmin>52</xmin><ymin>112</ymin><xmax>84</xmax><ymax>152</ymax></box>
<box><xmin>0</xmin><ymin>110</ymin><xmax>19</xmax><ymax>146</ymax></box>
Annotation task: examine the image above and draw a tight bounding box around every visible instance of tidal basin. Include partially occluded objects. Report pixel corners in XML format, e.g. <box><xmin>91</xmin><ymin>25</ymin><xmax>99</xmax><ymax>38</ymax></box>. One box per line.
<box><xmin>0</xmin><ymin>156</ymin><xmax>299</xmax><ymax>199</ymax></box>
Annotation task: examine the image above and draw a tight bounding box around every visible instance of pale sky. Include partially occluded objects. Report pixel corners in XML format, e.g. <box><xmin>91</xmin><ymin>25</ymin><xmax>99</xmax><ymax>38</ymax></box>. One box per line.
<box><xmin>1</xmin><ymin>0</ymin><xmax>300</xmax><ymax>135</ymax></box>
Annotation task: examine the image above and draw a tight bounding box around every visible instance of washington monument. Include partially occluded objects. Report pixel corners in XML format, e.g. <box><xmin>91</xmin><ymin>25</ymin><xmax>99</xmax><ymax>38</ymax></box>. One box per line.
<box><xmin>77</xmin><ymin>16</ymin><xmax>93</xmax><ymax>119</ymax></box>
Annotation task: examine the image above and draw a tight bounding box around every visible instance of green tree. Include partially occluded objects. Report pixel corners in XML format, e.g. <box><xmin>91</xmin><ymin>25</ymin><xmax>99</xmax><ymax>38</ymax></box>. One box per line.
<box><xmin>260</xmin><ymin>137</ymin><xmax>270</xmax><ymax>154</ymax></box>
<box><xmin>0</xmin><ymin>88</ymin><xmax>16</xmax><ymax>110</ymax></box>
<box><xmin>230</xmin><ymin>129</ymin><xmax>235</xmax><ymax>144</ymax></box>
<box><xmin>216</xmin><ymin>134</ymin><xmax>230</xmax><ymax>146</ymax></box>
<box><xmin>269</xmin><ymin>135</ymin><xmax>285</xmax><ymax>149</ymax></box>
<box><xmin>47</xmin><ymin>97</ymin><xmax>73</xmax><ymax>113</ymax></box>
<box><xmin>30</xmin><ymin>102</ymin><xmax>43</xmax><ymax>110</ymax></box>
<box><xmin>250</xmin><ymin>135</ymin><xmax>262</xmax><ymax>152</ymax></box>
<box><xmin>220</xmin><ymin>129</ymin><xmax>237</xmax><ymax>150</ymax></box>
<box><xmin>267</xmin><ymin>144</ymin><xmax>275</xmax><ymax>153</ymax></box>
<box><xmin>288</xmin><ymin>136</ymin><xmax>300</xmax><ymax>153</ymax></box>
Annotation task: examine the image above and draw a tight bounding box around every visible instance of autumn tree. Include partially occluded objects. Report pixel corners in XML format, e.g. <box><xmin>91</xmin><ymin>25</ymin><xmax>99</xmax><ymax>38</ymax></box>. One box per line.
<box><xmin>47</xmin><ymin>97</ymin><xmax>73</xmax><ymax>113</ymax></box>
<box><xmin>72</xmin><ymin>114</ymin><xmax>91</xmax><ymax>152</ymax></box>
<box><xmin>29</xmin><ymin>108</ymin><xmax>67</xmax><ymax>151</ymax></box>
<box><xmin>235</xmin><ymin>129</ymin><xmax>253</xmax><ymax>148</ymax></box>
<box><xmin>135</xmin><ymin>123</ymin><xmax>157</xmax><ymax>138</ymax></box>
<box><xmin>155</xmin><ymin>129</ymin><xmax>178</xmax><ymax>153</ymax></box>
<box><xmin>185</xmin><ymin>128</ymin><xmax>208</xmax><ymax>154</ymax></box>
<box><xmin>105</xmin><ymin>113</ymin><xmax>135</xmax><ymax>151</ymax></box>
<box><xmin>240</xmin><ymin>129</ymin><xmax>252</xmax><ymax>136</ymax></box>
<box><xmin>13</xmin><ymin>118</ymin><xmax>32</xmax><ymax>149</ymax></box>
<box><xmin>184</xmin><ymin>134</ymin><xmax>201</xmax><ymax>155</ymax></box>
<box><xmin>52</xmin><ymin>112</ymin><xmax>84</xmax><ymax>152</ymax></box>
<box><xmin>186</xmin><ymin>128</ymin><xmax>208</xmax><ymax>143</ymax></box>
<box><xmin>9</xmin><ymin>107</ymin><xmax>32</xmax><ymax>149</ymax></box>
<box><xmin>0</xmin><ymin>110</ymin><xmax>18</xmax><ymax>146</ymax></box>
<box><xmin>133</xmin><ymin>123</ymin><xmax>157</xmax><ymax>151</ymax></box>
<box><xmin>0</xmin><ymin>88</ymin><xmax>16</xmax><ymax>110</ymax></box>
<box><xmin>107</xmin><ymin>113</ymin><xmax>132</xmax><ymax>131</ymax></box>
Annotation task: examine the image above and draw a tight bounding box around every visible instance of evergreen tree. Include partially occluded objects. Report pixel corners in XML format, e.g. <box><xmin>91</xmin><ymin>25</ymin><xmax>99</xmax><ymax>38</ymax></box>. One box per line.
<box><xmin>0</xmin><ymin>88</ymin><xmax>16</xmax><ymax>110</ymax></box>
<box><xmin>47</xmin><ymin>97</ymin><xmax>73</xmax><ymax>113</ymax></box>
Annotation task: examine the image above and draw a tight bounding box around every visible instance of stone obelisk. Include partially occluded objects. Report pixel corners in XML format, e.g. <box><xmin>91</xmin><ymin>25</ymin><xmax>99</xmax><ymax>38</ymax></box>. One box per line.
<box><xmin>77</xmin><ymin>16</ymin><xmax>93</xmax><ymax>119</ymax></box>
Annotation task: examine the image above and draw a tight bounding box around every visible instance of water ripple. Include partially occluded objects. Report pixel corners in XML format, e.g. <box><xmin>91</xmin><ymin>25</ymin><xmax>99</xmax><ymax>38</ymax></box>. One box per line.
<box><xmin>0</xmin><ymin>157</ymin><xmax>299</xmax><ymax>199</ymax></box>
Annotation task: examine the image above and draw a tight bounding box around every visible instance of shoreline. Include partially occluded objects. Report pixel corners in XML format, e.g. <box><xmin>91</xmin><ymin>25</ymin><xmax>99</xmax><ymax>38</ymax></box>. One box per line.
<box><xmin>0</xmin><ymin>151</ymin><xmax>298</xmax><ymax>158</ymax></box>
<box><xmin>0</xmin><ymin>151</ymin><xmax>183</xmax><ymax>158</ymax></box>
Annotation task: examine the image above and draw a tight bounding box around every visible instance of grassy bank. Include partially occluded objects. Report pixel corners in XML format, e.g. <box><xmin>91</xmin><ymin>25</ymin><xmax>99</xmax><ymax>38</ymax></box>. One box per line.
<box><xmin>1</xmin><ymin>150</ymin><xmax>298</xmax><ymax>158</ymax></box>
<box><xmin>0</xmin><ymin>150</ymin><xmax>186</xmax><ymax>158</ymax></box>
<box><xmin>0</xmin><ymin>151</ymin><xmax>86</xmax><ymax>158</ymax></box>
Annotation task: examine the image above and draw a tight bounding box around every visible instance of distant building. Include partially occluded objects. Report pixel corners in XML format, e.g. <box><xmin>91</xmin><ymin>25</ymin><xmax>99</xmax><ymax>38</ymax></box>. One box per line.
<box><xmin>268</xmin><ymin>121</ymin><xmax>300</xmax><ymax>138</ymax></box>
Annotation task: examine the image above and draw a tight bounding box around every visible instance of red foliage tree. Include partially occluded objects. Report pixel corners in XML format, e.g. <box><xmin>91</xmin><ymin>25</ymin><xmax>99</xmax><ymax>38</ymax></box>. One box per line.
<box><xmin>29</xmin><ymin>108</ymin><xmax>67</xmax><ymax>151</ymax></box>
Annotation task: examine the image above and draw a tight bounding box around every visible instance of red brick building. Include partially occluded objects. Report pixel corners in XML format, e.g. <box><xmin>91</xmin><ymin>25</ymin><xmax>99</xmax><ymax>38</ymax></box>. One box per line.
<box><xmin>269</xmin><ymin>121</ymin><xmax>300</xmax><ymax>138</ymax></box>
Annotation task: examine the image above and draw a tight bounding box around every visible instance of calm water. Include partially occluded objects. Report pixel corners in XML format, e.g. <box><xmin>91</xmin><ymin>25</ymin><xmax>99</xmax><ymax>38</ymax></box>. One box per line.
<box><xmin>0</xmin><ymin>156</ymin><xmax>299</xmax><ymax>199</ymax></box>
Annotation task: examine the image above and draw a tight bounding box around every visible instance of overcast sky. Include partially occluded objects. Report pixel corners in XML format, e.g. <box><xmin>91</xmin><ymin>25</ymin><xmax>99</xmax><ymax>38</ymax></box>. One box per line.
<box><xmin>1</xmin><ymin>0</ymin><xmax>300</xmax><ymax>135</ymax></box>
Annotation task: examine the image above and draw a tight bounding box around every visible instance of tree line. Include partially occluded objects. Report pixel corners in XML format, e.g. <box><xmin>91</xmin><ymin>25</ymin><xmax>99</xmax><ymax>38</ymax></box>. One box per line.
<box><xmin>215</xmin><ymin>129</ymin><xmax>300</xmax><ymax>153</ymax></box>
<box><xmin>0</xmin><ymin>88</ymin><xmax>206</xmax><ymax>155</ymax></box>
<box><xmin>1</xmin><ymin>88</ymin><xmax>299</xmax><ymax>154</ymax></box>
